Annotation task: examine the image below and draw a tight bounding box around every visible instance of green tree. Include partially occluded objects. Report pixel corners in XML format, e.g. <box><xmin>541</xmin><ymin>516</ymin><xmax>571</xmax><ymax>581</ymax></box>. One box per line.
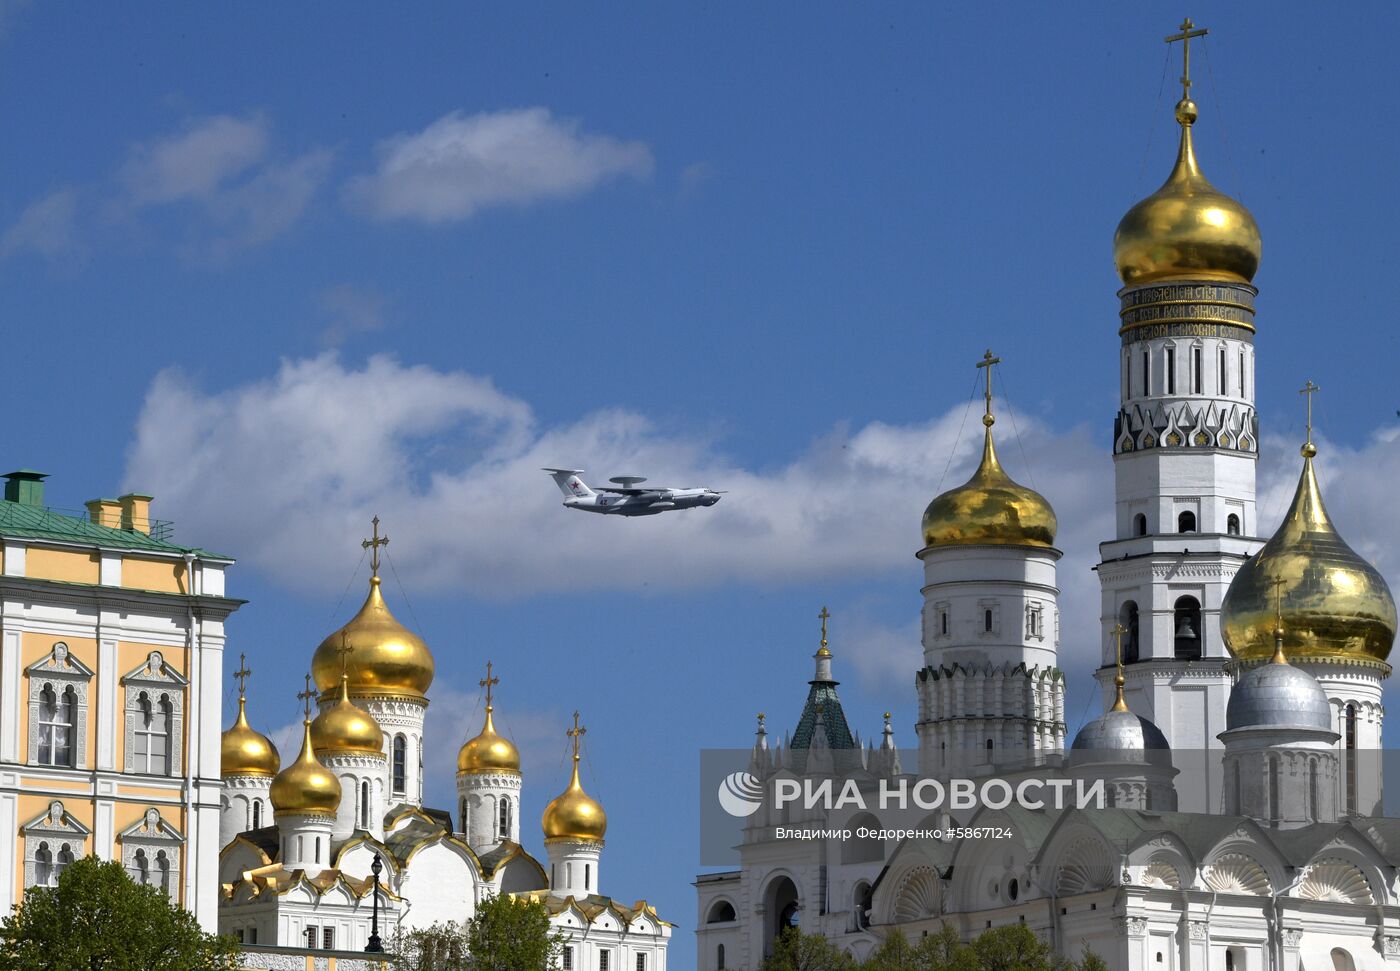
<box><xmin>1075</xmin><ymin>949</ymin><xmax>1109</xmax><ymax>971</ymax></box>
<box><xmin>464</xmin><ymin>895</ymin><xmax>565</xmax><ymax>971</ymax></box>
<box><xmin>967</xmin><ymin>925</ymin><xmax>1062</xmax><ymax>971</ymax></box>
<box><xmin>392</xmin><ymin>922</ymin><xmax>468</xmax><ymax>971</ymax></box>
<box><xmin>0</xmin><ymin>856</ymin><xmax>239</xmax><ymax>971</ymax></box>
<box><xmin>760</xmin><ymin>928</ymin><xmax>858</xmax><ymax>971</ymax></box>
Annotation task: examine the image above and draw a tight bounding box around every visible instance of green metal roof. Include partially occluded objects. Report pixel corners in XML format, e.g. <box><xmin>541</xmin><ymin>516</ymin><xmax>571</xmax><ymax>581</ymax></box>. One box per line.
<box><xmin>0</xmin><ymin>498</ymin><xmax>231</xmax><ymax>560</ymax></box>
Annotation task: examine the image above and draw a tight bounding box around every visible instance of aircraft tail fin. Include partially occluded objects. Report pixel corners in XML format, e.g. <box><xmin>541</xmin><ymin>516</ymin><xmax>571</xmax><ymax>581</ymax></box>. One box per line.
<box><xmin>543</xmin><ymin>468</ymin><xmax>595</xmax><ymax>499</ymax></box>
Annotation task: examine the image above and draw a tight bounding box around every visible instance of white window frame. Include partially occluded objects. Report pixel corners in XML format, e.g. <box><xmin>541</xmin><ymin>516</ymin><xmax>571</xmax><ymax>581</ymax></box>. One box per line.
<box><xmin>22</xmin><ymin>800</ymin><xmax>89</xmax><ymax>889</ymax></box>
<box><xmin>118</xmin><ymin>808</ymin><xmax>184</xmax><ymax>901</ymax></box>
<box><xmin>26</xmin><ymin>643</ymin><xmax>93</xmax><ymax>769</ymax></box>
<box><xmin>121</xmin><ymin>652</ymin><xmax>187</xmax><ymax>777</ymax></box>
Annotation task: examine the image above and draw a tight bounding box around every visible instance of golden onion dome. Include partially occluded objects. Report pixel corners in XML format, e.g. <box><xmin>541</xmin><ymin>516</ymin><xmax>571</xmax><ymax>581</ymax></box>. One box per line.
<box><xmin>458</xmin><ymin>705</ymin><xmax>521</xmax><ymax>775</ymax></box>
<box><xmin>1222</xmin><ymin>444</ymin><xmax>1396</xmax><ymax>663</ymax></box>
<box><xmin>311</xmin><ymin>673</ymin><xmax>385</xmax><ymax>757</ymax></box>
<box><xmin>921</xmin><ymin>420</ymin><xmax>1057</xmax><ymax>550</ymax></box>
<box><xmin>270</xmin><ymin>719</ymin><xmax>342</xmax><ymax>817</ymax></box>
<box><xmin>221</xmin><ymin>696</ymin><xmax>281</xmax><ymax>779</ymax></box>
<box><xmin>311</xmin><ymin>576</ymin><xmax>435</xmax><ymax>700</ymax></box>
<box><xmin>1114</xmin><ymin>98</ymin><xmax>1261</xmax><ymax>286</ymax></box>
<box><xmin>542</xmin><ymin>756</ymin><xmax>607</xmax><ymax>844</ymax></box>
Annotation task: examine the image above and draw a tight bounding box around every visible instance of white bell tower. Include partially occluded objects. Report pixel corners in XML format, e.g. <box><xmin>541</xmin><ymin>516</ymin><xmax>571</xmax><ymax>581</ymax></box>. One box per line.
<box><xmin>1098</xmin><ymin>27</ymin><xmax>1266</xmax><ymax>812</ymax></box>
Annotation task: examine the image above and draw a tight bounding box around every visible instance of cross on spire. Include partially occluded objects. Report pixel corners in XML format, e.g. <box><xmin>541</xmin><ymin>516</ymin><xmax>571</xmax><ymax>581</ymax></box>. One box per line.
<box><xmin>297</xmin><ymin>673</ymin><xmax>317</xmax><ymax>720</ymax></box>
<box><xmin>336</xmin><ymin>632</ymin><xmax>354</xmax><ymax>676</ymax></box>
<box><xmin>1110</xmin><ymin>623</ymin><xmax>1129</xmax><ymax>712</ymax></box>
<box><xmin>1270</xmin><ymin>575</ymin><xmax>1290</xmax><ymax>664</ymax></box>
<box><xmin>817</xmin><ymin>605</ymin><xmax>831</xmax><ymax>656</ymax></box>
<box><xmin>480</xmin><ymin>660</ymin><xmax>500</xmax><ymax>710</ymax></box>
<box><xmin>1165</xmin><ymin>18</ymin><xmax>1208</xmax><ymax>100</ymax></box>
<box><xmin>976</xmin><ymin>349</ymin><xmax>1001</xmax><ymax>426</ymax></box>
<box><xmin>232</xmin><ymin>653</ymin><xmax>252</xmax><ymax>700</ymax></box>
<box><xmin>362</xmin><ymin>516</ymin><xmax>390</xmax><ymax>577</ymax></box>
<box><xmin>1300</xmin><ymin>380</ymin><xmax>1320</xmax><ymax>451</ymax></box>
<box><xmin>567</xmin><ymin>711</ymin><xmax>587</xmax><ymax>762</ymax></box>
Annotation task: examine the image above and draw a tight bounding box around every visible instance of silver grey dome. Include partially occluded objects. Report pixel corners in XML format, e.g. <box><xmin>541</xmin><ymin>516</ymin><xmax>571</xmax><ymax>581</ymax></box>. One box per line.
<box><xmin>1071</xmin><ymin>709</ymin><xmax>1171</xmax><ymax>764</ymax></box>
<box><xmin>1226</xmin><ymin>662</ymin><xmax>1332</xmax><ymax>731</ymax></box>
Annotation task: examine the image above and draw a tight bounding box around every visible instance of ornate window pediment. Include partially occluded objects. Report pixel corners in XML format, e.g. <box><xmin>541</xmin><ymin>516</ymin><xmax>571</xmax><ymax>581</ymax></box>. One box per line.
<box><xmin>121</xmin><ymin>652</ymin><xmax>187</xmax><ymax>777</ymax></box>
<box><xmin>22</xmin><ymin>800</ymin><xmax>89</xmax><ymax>888</ymax></box>
<box><xmin>119</xmin><ymin>808</ymin><xmax>184</xmax><ymax>900</ymax></box>
<box><xmin>27</xmin><ymin>643</ymin><xmax>93</xmax><ymax>769</ymax></box>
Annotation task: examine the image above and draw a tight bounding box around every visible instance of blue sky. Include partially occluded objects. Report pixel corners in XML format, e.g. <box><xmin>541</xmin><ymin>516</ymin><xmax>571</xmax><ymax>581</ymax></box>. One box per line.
<box><xmin>4</xmin><ymin>4</ymin><xmax>1400</xmax><ymax>966</ymax></box>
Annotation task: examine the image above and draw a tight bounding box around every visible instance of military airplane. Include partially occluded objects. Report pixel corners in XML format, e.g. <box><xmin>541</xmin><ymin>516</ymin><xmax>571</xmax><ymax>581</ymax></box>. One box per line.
<box><xmin>544</xmin><ymin>469</ymin><xmax>723</xmax><ymax>516</ymax></box>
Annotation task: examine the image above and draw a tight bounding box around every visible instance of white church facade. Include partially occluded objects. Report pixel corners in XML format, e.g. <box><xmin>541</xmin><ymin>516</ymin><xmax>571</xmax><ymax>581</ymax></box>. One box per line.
<box><xmin>696</xmin><ymin>21</ymin><xmax>1400</xmax><ymax>971</ymax></box>
<box><xmin>217</xmin><ymin>528</ymin><xmax>670</xmax><ymax>969</ymax></box>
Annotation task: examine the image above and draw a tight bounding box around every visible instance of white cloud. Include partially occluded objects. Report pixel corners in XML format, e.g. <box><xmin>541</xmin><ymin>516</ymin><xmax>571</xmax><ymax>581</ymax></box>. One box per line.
<box><xmin>1</xmin><ymin>188</ymin><xmax>79</xmax><ymax>259</ymax></box>
<box><xmin>123</xmin><ymin>354</ymin><xmax>1111</xmax><ymax>606</ymax></box>
<box><xmin>345</xmin><ymin>107</ymin><xmax>653</xmax><ymax>223</ymax></box>
<box><xmin>121</xmin><ymin>114</ymin><xmax>270</xmax><ymax>205</ymax></box>
<box><xmin>118</xmin><ymin>113</ymin><xmax>331</xmax><ymax>256</ymax></box>
<box><xmin>317</xmin><ymin>283</ymin><xmax>390</xmax><ymax>347</ymax></box>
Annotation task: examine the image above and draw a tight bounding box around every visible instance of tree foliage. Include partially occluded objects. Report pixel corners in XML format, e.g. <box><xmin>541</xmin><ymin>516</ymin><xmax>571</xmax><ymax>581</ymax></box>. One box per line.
<box><xmin>394</xmin><ymin>897</ymin><xmax>565</xmax><ymax>971</ymax></box>
<box><xmin>0</xmin><ymin>856</ymin><xmax>239</xmax><ymax>971</ymax></box>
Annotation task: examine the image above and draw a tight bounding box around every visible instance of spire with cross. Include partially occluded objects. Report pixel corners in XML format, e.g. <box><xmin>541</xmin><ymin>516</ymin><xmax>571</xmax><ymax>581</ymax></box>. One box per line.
<box><xmin>1300</xmin><ymin>380</ymin><xmax>1320</xmax><ymax>457</ymax></box>
<box><xmin>976</xmin><ymin>349</ymin><xmax>1001</xmax><ymax>428</ymax></box>
<box><xmin>567</xmin><ymin>711</ymin><xmax>587</xmax><ymax>764</ymax></box>
<box><xmin>233</xmin><ymin>653</ymin><xmax>252</xmax><ymax>701</ymax></box>
<box><xmin>817</xmin><ymin>605</ymin><xmax>831</xmax><ymax>657</ymax></box>
<box><xmin>362</xmin><ymin>516</ymin><xmax>390</xmax><ymax>579</ymax></box>
<box><xmin>1270</xmin><ymin>575</ymin><xmax>1289</xmax><ymax>664</ymax></box>
<box><xmin>480</xmin><ymin>661</ymin><xmax>500</xmax><ymax>712</ymax></box>
<box><xmin>297</xmin><ymin>673</ymin><xmax>317</xmax><ymax>721</ymax></box>
<box><xmin>1110</xmin><ymin>623</ymin><xmax>1130</xmax><ymax>712</ymax></box>
<box><xmin>1165</xmin><ymin>18</ymin><xmax>1208</xmax><ymax>101</ymax></box>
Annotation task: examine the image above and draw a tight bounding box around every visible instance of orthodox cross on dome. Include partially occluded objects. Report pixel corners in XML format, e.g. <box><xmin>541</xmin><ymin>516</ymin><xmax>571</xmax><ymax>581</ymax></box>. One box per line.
<box><xmin>1110</xmin><ymin>623</ymin><xmax>1129</xmax><ymax>711</ymax></box>
<box><xmin>480</xmin><ymin>661</ymin><xmax>499</xmax><ymax>711</ymax></box>
<box><xmin>567</xmin><ymin>711</ymin><xmax>587</xmax><ymax>762</ymax></box>
<box><xmin>1299</xmin><ymin>380</ymin><xmax>1320</xmax><ymax>454</ymax></box>
<box><xmin>297</xmin><ymin>673</ymin><xmax>316</xmax><ymax>720</ymax></box>
<box><xmin>232</xmin><ymin>653</ymin><xmax>252</xmax><ymax>701</ymax></box>
<box><xmin>976</xmin><ymin>349</ymin><xmax>1001</xmax><ymax>426</ymax></box>
<box><xmin>1165</xmin><ymin>18</ymin><xmax>1208</xmax><ymax>100</ymax></box>
<box><xmin>335</xmin><ymin>633</ymin><xmax>354</xmax><ymax>676</ymax></box>
<box><xmin>362</xmin><ymin>516</ymin><xmax>390</xmax><ymax>578</ymax></box>
<box><xmin>817</xmin><ymin>606</ymin><xmax>831</xmax><ymax>657</ymax></box>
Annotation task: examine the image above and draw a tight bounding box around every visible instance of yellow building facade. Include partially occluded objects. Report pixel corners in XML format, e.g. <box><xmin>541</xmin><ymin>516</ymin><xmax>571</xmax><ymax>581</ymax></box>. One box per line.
<box><xmin>0</xmin><ymin>469</ymin><xmax>240</xmax><ymax>931</ymax></box>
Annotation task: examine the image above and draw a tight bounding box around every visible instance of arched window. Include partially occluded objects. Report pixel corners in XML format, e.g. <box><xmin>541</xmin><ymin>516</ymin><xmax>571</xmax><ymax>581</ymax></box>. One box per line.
<box><xmin>131</xmin><ymin>848</ymin><xmax>150</xmax><ymax>884</ymax></box>
<box><xmin>853</xmin><ymin>881</ymin><xmax>873</xmax><ymax>930</ymax></box>
<box><xmin>1308</xmin><ymin>759</ymin><xmax>1320</xmax><ymax>823</ymax></box>
<box><xmin>1192</xmin><ymin>344</ymin><xmax>1203</xmax><ymax>395</ymax></box>
<box><xmin>717</xmin><ymin>944</ymin><xmax>726</xmax><ymax>970</ymax></box>
<box><xmin>1227</xmin><ymin>513</ymin><xmax>1241</xmax><ymax>535</ymax></box>
<box><xmin>459</xmin><ymin>797</ymin><xmax>469</xmax><ymax>835</ymax></box>
<box><xmin>155</xmin><ymin>850</ymin><xmax>170</xmax><ymax>893</ymax></box>
<box><xmin>584</xmin><ymin>862</ymin><xmax>591</xmax><ymax>890</ymax></box>
<box><xmin>37</xmin><ymin>685</ymin><xmax>77</xmax><ymax>767</ymax></box>
<box><xmin>984</xmin><ymin>609</ymin><xmax>993</xmax><ymax>632</ymax></box>
<box><xmin>1173</xmin><ymin>596</ymin><xmax>1202</xmax><ymax>659</ymax></box>
<box><xmin>314</xmin><ymin>836</ymin><xmax>322</xmax><ymax>864</ymax></box>
<box><xmin>498</xmin><ymin>796</ymin><xmax>511</xmax><ymax>838</ymax></box>
<box><xmin>392</xmin><ymin>735</ymin><xmax>407</xmax><ymax>795</ymax></box>
<box><xmin>1120</xmin><ymin>601</ymin><xmax>1140</xmax><ymax>664</ymax></box>
<box><xmin>1133</xmin><ymin>513</ymin><xmax>1147</xmax><ymax>537</ymax></box>
<box><xmin>708</xmin><ymin>900</ymin><xmax>737</xmax><ymax>923</ymax></box>
<box><xmin>1229</xmin><ymin>760</ymin><xmax>1241</xmax><ymax>816</ymax></box>
<box><xmin>360</xmin><ymin>780</ymin><xmax>371</xmax><ymax>829</ymax></box>
<box><xmin>1332</xmin><ymin>948</ymin><xmax>1357</xmax><ymax>971</ymax></box>
<box><xmin>1166</xmin><ymin>346</ymin><xmax>1177</xmax><ymax>395</ymax></box>
<box><xmin>252</xmin><ymin>801</ymin><xmax>262</xmax><ymax>829</ymax></box>
<box><xmin>55</xmin><ymin>845</ymin><xmax>74</xmax><ymax>882</ymax></box>
<box><xmin>133</xmin><ymin>692</ymin><xmax>172</xmax><ymax>775</ymax></box>
<box><xmin>1177</xmin><ymin>510</ymin><xmax>1196</xmax><ymax>533</ymax></box>
<box><xmin>940</xmin><ymin>611</ymin><xmax>948</xmax><ymax>636</ymax></box>
<box><xmin>34</xmin><ymin>843</ymin><xmax>53</xmax><ymax>887</ymax></box>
